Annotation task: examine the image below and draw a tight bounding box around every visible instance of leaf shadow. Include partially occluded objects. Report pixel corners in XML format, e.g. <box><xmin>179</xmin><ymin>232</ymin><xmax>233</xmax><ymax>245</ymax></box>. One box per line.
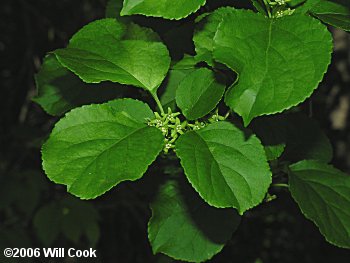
<box><xmin>48</xmin><ymin>74</ymin><xmax>130</xmax><ymax>114</ymax></box>
<box><xmin>177</xmin><ymin>175</ymin><xmax>241</xmax><ymax>245</ymax></box>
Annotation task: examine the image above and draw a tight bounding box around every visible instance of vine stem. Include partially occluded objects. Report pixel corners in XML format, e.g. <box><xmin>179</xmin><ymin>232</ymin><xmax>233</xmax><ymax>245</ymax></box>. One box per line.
<box><xmin>272</xmin><ymin>183</ymin><xmax>289</xmax><ymax>188</ymax></box>
<box><xmin>151</xmin><ymin>91</ymin><xmax>165</xmax><ymax>115</ymax></box>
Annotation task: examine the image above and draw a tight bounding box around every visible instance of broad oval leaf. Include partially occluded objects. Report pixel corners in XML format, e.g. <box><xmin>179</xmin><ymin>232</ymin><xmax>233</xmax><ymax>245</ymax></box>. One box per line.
<box><xmin>54</xmin><ymin>18</ymin><xmax>170</xmax><ymax>93</ymax></box>
<box><xmin>148</xmin><ymin>179</ymin><xmax>240</xmax><ymax>262</ymax></box>
<box><xmin>160</xmin><ymin>55</ymin><xmax>197</xmax><ymax>110</ymax></box>
<box><xmin>213</xmin><ymin>9</ymin><xmax>332</xmax><ymax>125</ymax></box>
<box><xmin>289</xmin><ymin>160</ymin><xmax>350</xmax><ymax>248</ymax></box>
<box><xmin>176</xmin><ymin>68</ymin><xmax>226</xmax><ymax>120</ymax></box>
<box><xmin>42</xmin><ymin>99</ymin><xmax>164</xmax><ymax>199</ymax></box>
<box><xmin>33</xmin><ymin>54</ymin><xmax>124</xmax><ymax>116</ymax></box>
<box><xmin>250</xmin><ymin>113</ymin><xmax>333</xmax><ymax>162</ymax></box>
<box><xmin>121</xmin><ymin>0</ymin><xmax>206</xmax><ymax>20</ymax></box>
<box><xmin>175</xmin><ymin>121</ymin><xmax>272</xmax><ymax>214</ymax></box>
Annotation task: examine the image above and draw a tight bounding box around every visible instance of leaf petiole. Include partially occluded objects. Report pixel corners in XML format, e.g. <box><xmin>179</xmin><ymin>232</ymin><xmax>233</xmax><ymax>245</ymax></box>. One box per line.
<box><xmin>151</xmin><ymin>91</ymin><xmax>165</xmax><ymax>115</ymax></box>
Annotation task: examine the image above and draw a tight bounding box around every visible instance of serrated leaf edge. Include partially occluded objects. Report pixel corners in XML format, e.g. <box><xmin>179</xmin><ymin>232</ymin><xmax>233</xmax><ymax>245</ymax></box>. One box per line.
<box><xmin>147</xmin><ymin>184</ymin><xmax>228</xmax><ymax>263</ymax></box>
<box><xmin>289</xmin><ymin>160</ymin><xmax>350</xmax><ymax>249</ymax></box>
<box><xmin>41</xmin><ymin>99</ymin><xmax>164</xmax><ymax>200</ymax></box>
<box><xmin>120</xmin><ymin>0</ymin><xmax>206</xmax><ymax>20</ymax></box>
<box><xmin>175</xmin><ymin>122</ymin><xmax>272</xmax><ymax>215</ymax></box>
<box><xmin>212</xmin><ymin>9</ymin><xmax>333</xmax><ymax>126</ymax></box>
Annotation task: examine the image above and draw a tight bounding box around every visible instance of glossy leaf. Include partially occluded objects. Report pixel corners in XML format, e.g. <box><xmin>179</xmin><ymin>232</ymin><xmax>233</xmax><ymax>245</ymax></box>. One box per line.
<box><xmin>212</xmin><ymin>8</ymin><xmax>332</xmax><ymax>125</ymax></box>
<box><xmin>250</xmin><ymin>113</ymin><xmax>333</xmax><ymax>163</ymax></box>
<box><xmin>121</xmin><ymin>0</ymin><xmax>206</xmax><ymax>20</ymax></box>
<box><xmin>160</xmin><ymin>56</ymin><xmax>197</xmax><ymax>110</ymax></box>
<box><xmin>33</xmin><ymin>55</ymin><xmax>124</xmax><ymax>116</ymax></box>
<box><xmin>42</xmin><ymin>99</ymin><xmax>164</xmax><ymax>199</ymax></box>
<box><xmin>124</xmin><ymin>22</ymin><xmax>161</xmax><ymax>42</ymax></box>
<box><xmin>176</xmin><ymin>121</ymin><xmax>271</xmax><ymax>214</ymax></box>
<box><xmin>176</xmin><ymin>68</ymin><xmax>225</xmax><ymax>120</ymax></box>
<box><xmin>148</xmin><ymin>179</ymin><xmax>240</xmax><ymax>262</ymax></box>
<box><xmin>54</xmin><ymin>19</ymin><xmax>170</xmax><ymax>93</ymax></box>
<box><xmin>289</xmin><ymin>160</ymin><xmax>350</xmax><ymax>248</ymax></box>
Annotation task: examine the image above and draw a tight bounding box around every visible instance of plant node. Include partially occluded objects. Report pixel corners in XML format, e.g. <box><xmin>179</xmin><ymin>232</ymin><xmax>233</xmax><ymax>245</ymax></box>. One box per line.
<box><xmin>148</xmin><ymin>108</ymin><xmax>228</xmax><ymax>153</ymax></box>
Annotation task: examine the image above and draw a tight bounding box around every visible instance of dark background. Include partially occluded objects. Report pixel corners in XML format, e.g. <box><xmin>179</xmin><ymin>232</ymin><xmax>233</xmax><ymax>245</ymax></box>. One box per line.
<box><xmin>1</xmin><ymin>0</ymin><xmax>350</xmax><ymax>262</ymax></box>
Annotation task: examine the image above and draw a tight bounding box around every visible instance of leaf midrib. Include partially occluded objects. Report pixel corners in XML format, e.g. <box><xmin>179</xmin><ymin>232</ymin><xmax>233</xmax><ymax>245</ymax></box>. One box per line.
<box><xmin>57</xmin><ymin>47</ymin><xmax>147</xmax><ymax>88</ymax></box>
<box><xmin>68</xmin><ymin>125</ymin><xmax>151</xmax><ymax>187</ymax></box>
<box><xmin>190</xmin><ymin>131</ymin><xmax>248</xmax><ymax>210</ymax></box>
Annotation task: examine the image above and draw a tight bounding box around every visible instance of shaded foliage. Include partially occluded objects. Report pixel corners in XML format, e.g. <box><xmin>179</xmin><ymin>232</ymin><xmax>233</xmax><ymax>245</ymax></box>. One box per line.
<box><xmin>1</xmin><ymin>0</ymin><xmax>350</xmax><ymax>262</ymax></box>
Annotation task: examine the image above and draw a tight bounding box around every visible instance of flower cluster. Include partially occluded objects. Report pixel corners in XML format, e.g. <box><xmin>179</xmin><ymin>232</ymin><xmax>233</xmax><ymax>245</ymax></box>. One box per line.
<box><xmin>148</xmin><ymin>108</ymin><xmax>228</xmax><ymax>154</ymax></box>
<box><xmin>148</xmin><ymin>108</ymin><xmax>188</xmax><ymax>153</ymax></box>
<box><xmin>265</xmin><ymin>0</ymin><xmax>295</xmax><ymax>18</ymax></box>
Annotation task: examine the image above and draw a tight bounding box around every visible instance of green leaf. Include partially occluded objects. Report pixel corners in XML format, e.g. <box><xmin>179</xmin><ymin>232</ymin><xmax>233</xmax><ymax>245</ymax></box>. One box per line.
<box><xmin>121</xmin><ymin>0</ymin><xmax>206</xmax><ymax>20</ymax></box>
<box><xmin>160</xmin><ymin>70</ymin><xmax>189</xmax><ymax>111</ymax></box>
<box><xmin>250</xmin><ymin>113</ymin><xmax>333</xmax><ymax>163</ymax></box>
<box><xmin>33</xmin><ymin>202</ymin><xmax>62</xmax><ymax>246</ymax></box>
<box><xmin>193</xmin><ymin>8</ymin><xmax>231</xmax><ymax>66</ymax></box>
<box><xmin>61</xmin><ymin>197</ymin><xmax>100</xmax><ymax>246</ymax></box>
<box><xmin>106</xmin><ymin>0</ymin><xmax>128</xmax><ymax>21</ymax></box>
<box><xmin>124</xmin><ymin>22</ymin><xmax>161</xmax><ymax>42</ymax></box>
<box><xmin>290</xmin><ymin>0</ymin><xmax>317</xmax><ymax>14</ymax></box>
<box><xmin>105</xmin><ymin>98</ymin><xmax>154</xmax><ymax>122</ymax></box>
<box><xmin>85</xmin><ymin>222</ymin><xmax>100</xmax><ymax>246</ymax></box>
<box><xmin>106</xmin><ymin>0</ymin><xmax>161</xmax><ymax>40</ymax></box>
<box><xmin>0</xmin><ymin>171</ymin><xmax>47</xmax><ymax>214</ymax></box>
<box><xmin>34</xmin><ymin>197</ymin><xmax>100</xmax><ymax>246</ymax></box>
<box><xmin>54</xmin><ymin>18</ymin><xmax>170</xmax><ymax>93</ymax></box>
<box><xmin>160</xmin><ymin>56</ymin><xmax>197</xmax><ymax>110</ymax></box>
<box><xmin>33</xmin><ymin>54</ymin><xmax>124</xmax><ymax>116</ymax></box>
<box><xmin>175</xmin><ymin>121</ymin><xmax>271</xmax><ymax>214</ymax></box>
<box><xmin>42</xmin><ymin>99</ymin><xmax>164</xmax><ymax>199</ymax></box>
<box><xmin>289</xmin><ymin>160</ymin><xmax>350</xmax><ymax>248</ymax></box>
<box><xmin>251</xmin><ymin>0</ymin><xmax>268</xmax><ymax>16</ymax></box>
<box><xmin>289</xmin><ymin>0</ymin><xmax>307</xmax><ymax>7</ymax></box>
<box><xmin>176</xmin><ymin>68</ymin><xmax>225</xmax><ymax>120</ymax></box>
<box><xmin>265</xmin><ymin>144</ymin><xmax>286</xmax><ymax>161</ymax></box>
<box><xmin>310</xmin><ymin>0</ymin><xmax>350</xmax><ymax>31</ymax></box>
<box><xmin>13</xmin><ymin>171</ymin><xmax>47</xmax><ymax>215</ymax></box>
<box><xmin>212</xmin><ymin>8</ymin><xmax>332</xmax><ymax>125</ymax></box>
<box><xmin>148</xmin><ymin>179</ymin><xmax>240</xmax><ymax>262</ymax></box>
